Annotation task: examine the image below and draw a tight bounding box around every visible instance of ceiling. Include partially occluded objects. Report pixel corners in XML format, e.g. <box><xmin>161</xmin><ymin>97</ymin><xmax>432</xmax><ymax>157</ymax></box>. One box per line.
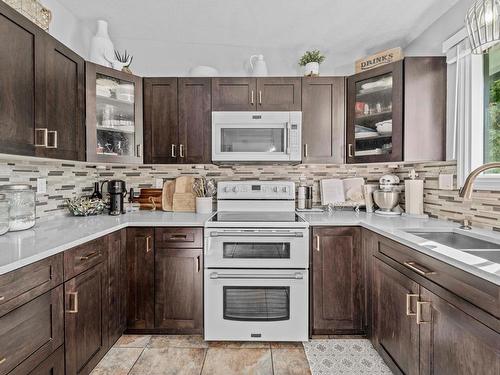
<box><xmin>60</xmin><ymin>0</ymin><xmax>461</xmax><ymax>75</ymax></box>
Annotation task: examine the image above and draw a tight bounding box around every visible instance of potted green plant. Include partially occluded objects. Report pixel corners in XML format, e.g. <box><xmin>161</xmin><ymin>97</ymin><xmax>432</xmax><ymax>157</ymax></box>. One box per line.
<box><xmin>299</xmin><ymin>50</ymin><xmax>326</xmax><ymax>76</ymax></box>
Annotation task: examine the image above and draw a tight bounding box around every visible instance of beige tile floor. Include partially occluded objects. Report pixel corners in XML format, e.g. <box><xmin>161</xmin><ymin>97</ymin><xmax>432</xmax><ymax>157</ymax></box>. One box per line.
<box><xmin>91</xmin><ymin>335</ymin><xmax>312</xmax><ymax>375</ymax></box>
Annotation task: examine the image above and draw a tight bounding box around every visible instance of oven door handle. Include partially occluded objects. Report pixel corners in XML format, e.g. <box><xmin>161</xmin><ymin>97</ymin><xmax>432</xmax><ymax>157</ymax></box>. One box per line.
<box><xmin>209</xmin><ymin>231</ymin><xmax>304</xmax><ymax>238</ymax></box>
<box><xmin>209</xmin><ymin>272</ymin><xmax>304</xmax><ymax>280</ymax></box>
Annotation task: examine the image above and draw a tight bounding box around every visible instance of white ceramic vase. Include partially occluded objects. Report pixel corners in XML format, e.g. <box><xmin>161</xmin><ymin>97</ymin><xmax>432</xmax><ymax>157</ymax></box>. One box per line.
<box><xmin>250</xmin><ymin>54</ymin><xmax>268</xmax><ymax>76</ymax></box>
<box><xmin>196</xmin><ymin>197</ymin><xmax>213</xmax><ymax>214</ymax></box>
<box><xmin>89</xmin><ymin>20</ymin><xmax>115</xmax><ymax>68</ymax></box>
<box><xmin>304</xmin><ymin>62</ymin><xmax>319</xmax><ymax>76</ymax></box>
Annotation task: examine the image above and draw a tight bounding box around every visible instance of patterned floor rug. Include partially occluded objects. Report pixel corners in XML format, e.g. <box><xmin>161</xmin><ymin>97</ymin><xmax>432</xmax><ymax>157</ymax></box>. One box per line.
<box><xmin>303</xmin><ymin>339</ymin><xmax>393</xmax><ymax>374</ymax></box>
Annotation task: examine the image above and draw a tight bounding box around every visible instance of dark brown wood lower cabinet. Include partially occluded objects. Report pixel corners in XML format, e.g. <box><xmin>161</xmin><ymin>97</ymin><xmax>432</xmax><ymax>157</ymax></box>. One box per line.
<box><xmin>28</xmin><ymin>346</ymin><xmax>65</xmax><ymax>375</ymax></box>
<box><xmin>419</xmin><ymin>287</ymin><xmax>500</xmax><ymax>375</ymax></box>
<box><xmin>65</xmin><ymin>263</ymin><xmax>109</xmax><ymax>375</ymax></box>
<box><xmin>372</xmin><ymin>258</ymin><xmax>420</xmax><ymax>375</ymax></box>
<box><xmin>155</xmin><ymin>247</ymin><xmax>203</xmax><ymax>333</ymax></box>
<box><xmin>126</xmin><ymin>228</ymin><xmax>155</xmax><ymax>330</ymax></box>
<box><xmin>312</xmin><ymin>227</ymin><xmax>363</xmax><ymax>334</ymax></box>
<box><xmin>108</xmin><ymin>230</ymin><xmax>127</xmax><ymax>345</ymax></box>
<box><xmin>0</xmin><ymin>286</ymin><xmax>64</xmax><ymax>375</ymax></box>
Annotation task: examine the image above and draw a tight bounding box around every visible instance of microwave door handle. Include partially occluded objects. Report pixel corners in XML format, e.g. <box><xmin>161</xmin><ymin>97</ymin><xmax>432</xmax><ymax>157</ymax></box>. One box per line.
<box><xmin>285</xmin><ymin>122</ymin><xmax>291</xmax><ymax>155</ymax></box>
<box><xmin>210</xmin><ymin>272</ymin><xmax>304</xmax><ymax>280</ymax></box>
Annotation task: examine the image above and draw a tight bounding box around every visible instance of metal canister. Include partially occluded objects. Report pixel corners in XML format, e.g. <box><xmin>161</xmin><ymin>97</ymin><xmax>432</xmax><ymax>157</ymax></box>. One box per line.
<box><xmin>305</xmin><ymin>186</ymin><xmax>313</xmax><ymax>209</ymax></box>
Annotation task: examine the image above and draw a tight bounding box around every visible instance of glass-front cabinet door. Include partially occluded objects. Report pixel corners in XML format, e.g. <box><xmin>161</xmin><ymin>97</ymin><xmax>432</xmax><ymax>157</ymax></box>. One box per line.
<box><xmin>86</xmin><ymin>63</ymin><xmax>143</xmax><ymax>163</ymax></box>
<box><xmin>346</xmin><ymin>61</ymin><xmax>403</xmax><ymax>163</ymax></box>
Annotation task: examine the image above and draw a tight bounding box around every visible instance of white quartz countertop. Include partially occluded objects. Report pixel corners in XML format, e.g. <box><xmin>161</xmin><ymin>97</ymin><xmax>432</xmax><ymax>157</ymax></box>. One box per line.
<box><xmin>1</xmin><ymin>210</ymin><xmax>499</xmax><ymax>286</ymax></box>
<box><xmin>0</xmin><ymin>211</ymin><xmax>213</xmax><ymax>275</ymax></box>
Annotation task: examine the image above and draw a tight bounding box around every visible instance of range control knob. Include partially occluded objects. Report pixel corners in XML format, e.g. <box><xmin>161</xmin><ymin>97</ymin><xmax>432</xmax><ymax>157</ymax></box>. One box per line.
<box><xmin>232</xmin><ymin>186</ymin><xmax>239</xmax><ymax>193</ymax></box>
<box><xmin>282</xmin><ymin>186</ymin><xmax>288</xmax><ymax>193</ymax></box>
<box><xmin>273</xmin><ymin>186</ymin><xmax>279</xmax><ymax>192</ymax></box>
<box><xmin>224</xmin><ymin>186</ymin><xmax>232</xmax><ymax>193</ymax></box>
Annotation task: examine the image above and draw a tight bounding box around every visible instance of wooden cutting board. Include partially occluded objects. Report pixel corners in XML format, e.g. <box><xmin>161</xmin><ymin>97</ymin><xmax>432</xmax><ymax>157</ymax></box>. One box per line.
<box><xmin>172</xmin><ymin>176</ymin><xmax>196</xmax><ymax>212</ymax></box>
<box><xmin>174</xmin><ymin>176</ymin><xmax>195</xmax><ymax>193</ymax></box>
<box><xmin>162</xmin><ymin>180</ymin><xmax>175</xmax><ymax>212</ymax></box>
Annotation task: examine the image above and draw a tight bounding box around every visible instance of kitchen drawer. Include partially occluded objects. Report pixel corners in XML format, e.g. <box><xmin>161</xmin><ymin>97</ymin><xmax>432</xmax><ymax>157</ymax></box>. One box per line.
<box><xmin>28</xmin><ymin>346</ymin><xmax>64</xmax><ymax>375</ymax></box>
<box><xmin>0</xmin><ymin>286</ymin><xmax>64</xmax><ymax>375</ymax></box>
<box><xmin>376</xmin><ymin>236</ymin><xmax>500</xmax><ymax>318</ymax></box>
<box><xmin>155</xmin><ymin>227</ymin><xmax>203</xmax><ymax>248</ymax></box>
<box><xmin>64</xmin><ymin>237</ymin><xmax>107</xmax><ymax>281</ymax></box>
<box><xmin>0</xmin><ymin>254</ymin><xmax>63</xmax><ymax>317</ymax></box>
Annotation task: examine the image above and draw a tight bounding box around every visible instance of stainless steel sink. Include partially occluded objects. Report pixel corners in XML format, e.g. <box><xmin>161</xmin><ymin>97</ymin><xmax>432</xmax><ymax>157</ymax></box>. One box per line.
<box><xmin>462</xmin><ymin>250</ymin><xmax>500</xmax><ymax>263</ymax></box>
<box><xmin>407</xmin><ymin>231</ymin><xmax>500</xmax><ymax>250</ymax></box>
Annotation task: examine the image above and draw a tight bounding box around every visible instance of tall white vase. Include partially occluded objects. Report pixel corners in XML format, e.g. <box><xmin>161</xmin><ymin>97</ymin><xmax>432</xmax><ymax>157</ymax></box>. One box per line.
<box><xmin>89</xmin><ymin>20</ymin><xmax>114</xmax><ymax>67</ymax></box>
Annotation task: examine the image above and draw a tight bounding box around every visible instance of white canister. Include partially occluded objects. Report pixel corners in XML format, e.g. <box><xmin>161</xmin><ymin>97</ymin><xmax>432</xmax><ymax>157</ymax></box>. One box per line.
<box><xmin>297</xmin><ymin>186</ymin><xmax>306</xmax><ymax>209</ymax></box>
<box><xmin>196</xmin><ymin>197</ymin><xmax>213</xmax><ymax>214</ymax></box>
<box><xmin>363</xmin><ymin>184</ymin><xmax>377</xmax><ymax>213</ymax></box>
<box><xmin>304</xmin><ymin>62</ymin><xmax>319</xmax><ymax>76</ymax></box>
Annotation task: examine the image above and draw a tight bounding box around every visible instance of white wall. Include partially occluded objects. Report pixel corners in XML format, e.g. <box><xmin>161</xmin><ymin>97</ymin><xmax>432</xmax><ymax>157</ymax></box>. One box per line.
<box><xmin>405</xmin><ymin>0</ymin><xmax>474</xmax><ymax>56</ymax></box>
<box><xmin>40</xmin><ymin>0</ymin><xmax>92</xmax><ymax>58</ymax></box>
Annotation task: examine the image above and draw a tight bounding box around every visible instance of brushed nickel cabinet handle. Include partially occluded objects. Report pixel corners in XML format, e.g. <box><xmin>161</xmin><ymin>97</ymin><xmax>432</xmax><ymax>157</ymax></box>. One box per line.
<box><xmin>67</xmin><ymin>292</ymin><xmax>78</xmax><ymax>314</ymax></box>
<box><xmin>171</xmin><ymin>144</ymin><xmax>177</xmax><ymax>158</ymax></box>
<box><xmin>35</xmin><ymin>128</ymin><xmax>48</xmax><ymax>147</ymax></box>
<box><xmin>79</xmin><ymin>251</ymin><xmax>101</xmax><ymax>261</ymax></box>
<box><xmin>348</xmin><ymin>144</ymin><xmax>353</xmax><ymax>158</ymax></box>
<box><xmin>404</xmin><ymin>261</ymin><xmax>436</xmax><ymax>276</ymax></box>
<box><xmin>196</xmin><ymin>256</ymin><xmax>200</xmax><ymax>273</ymax></box>
<box><xmin>179</xmin><ymin>144</ymin><xmax>184</xmax><ymax>158</ymax></box>
<box><xmin>315</xmin><ymin>235</ymin><xmax>320</xmax><ymax>251</ymax></box>
<box><xmin>406</xmin><ymin>293</ymin><xmax>418</xmax><ymax>316</ymax></box>
<box><xmin>416</xmin><ymin>301</ymin><xmax>430</xmax><ymax>324</ymax></box>
<box><xmin>46</xmin><ymin>130</ymin><xmax>58</xmax><ymax>149</ymax></box>
<box><xmin>146</xmin><ymin>236</ymin><xmax>152</xmax><ymax>253</ymax></box>
<box><xmin>136</xmin><ymin>144</ymin><xmax>143</xmax><ymax>157</ymax></box>
<box><xmin>170</xmin><ymin>234</ymin><xmax>188</xmax><ymax>240</ymax></box>
<box><xmin>0</xmin><ymin>358</ymin><xmax>6</xmax><ymax>365</ymax></box>
<box><xmin>259</xmin><ymin>90</ymin><xmax>262</xmax><ymax>105</ymax></box>
<box><xmin>0</xmin><ymin>296</ymin><xmax>4</xmax><ymax>302</ymax></box>
<box><xmin>251</xmin><ymin>90</ymin><xmax>254</xmax><ymax>105</ymax></box>
<box><xmin>303</xmin><ymin>144</ymin><xmax>308</xmax><ymax>158</ymax></box>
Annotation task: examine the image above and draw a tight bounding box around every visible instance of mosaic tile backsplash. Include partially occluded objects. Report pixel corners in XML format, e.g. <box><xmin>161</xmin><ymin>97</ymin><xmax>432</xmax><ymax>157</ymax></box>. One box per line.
<box><xmin>1</xmin><ymin>155</ymin><xmax>499</xmax><ymax>230</ymax></box>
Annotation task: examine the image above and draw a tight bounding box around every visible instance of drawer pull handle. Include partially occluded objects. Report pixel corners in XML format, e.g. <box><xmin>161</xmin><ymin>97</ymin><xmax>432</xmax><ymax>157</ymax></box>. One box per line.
<box><xmin>404</xmin><ymin>261</ymin><xmax>436</xmax><ymax>276</ymax></box>
<box><xmin>416</xmin><ymin>301</ymin><xmax>430</xmax><ymax>324</ymax></box>
<box><xmin>79</xmin><ymin>251</ymin><xmax>101</xmax><ymax>261</ymax></box>
<box><xmin>67</xmin><ymin>292</ymin><xmax>78</xmax><ymax>314</ymax></box>
<box><xmin>405</xmin><ymin>293</ymin><xmax>418</xmax><ymax>316</ymax></box>
<box><xmin>179</xmin><ymin>144</ymin><xmax>185</xmax><ymax>158</ymax></box>
<box><xmin>146</xmin><ymin>236</ymin><xmax>152</xmax><ymax>253</ymax></box>
<box><xmin>0</xmin><ymin>296</ymin><xmax>4</xmax><ymax>302</ymax></box>
<box><xmin>196</xmin><ymin>256</ymin><xmax>200</xmax><ymax>273</ymax></box>
<box><xmin>35</xmin><ymin>128</ymin><xmax>48</xmax><ymax>147</ymax></box>
<box><xmin>0</xmin><ymin>358</ymin><xmax>5</xmax><ymax>365</ymax></box>
<box><xmin>170</xmin><ymin>234</ymin><xmax>188</xmax><ymax>240</ymax></box>
<box><xmin>315</xmin><ymin>235</ymin><xmax>320</xmax><ymax>252</ymax></box>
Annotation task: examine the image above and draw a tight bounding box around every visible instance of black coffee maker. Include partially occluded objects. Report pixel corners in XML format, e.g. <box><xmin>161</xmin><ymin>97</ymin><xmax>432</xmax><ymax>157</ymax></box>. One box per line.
<box><xmin>107</xmin><ymin>180</ymin><xmax>127</xmax><ymax>215</ymax></box>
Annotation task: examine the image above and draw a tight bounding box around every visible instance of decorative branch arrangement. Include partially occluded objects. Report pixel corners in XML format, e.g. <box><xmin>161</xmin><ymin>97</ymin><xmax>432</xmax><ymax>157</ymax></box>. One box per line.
<box><xmin>193</xmin><ymin>177</ymin><xmax>216</xmax><ymax>198</ymax></box>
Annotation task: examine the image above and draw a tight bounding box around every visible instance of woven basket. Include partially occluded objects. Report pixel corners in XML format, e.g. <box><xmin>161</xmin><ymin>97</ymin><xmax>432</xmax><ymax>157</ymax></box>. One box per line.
<box><xmin>3</xmin><ymin>0</ymin><xmax>52</xmax><ymax>31</ymax></box>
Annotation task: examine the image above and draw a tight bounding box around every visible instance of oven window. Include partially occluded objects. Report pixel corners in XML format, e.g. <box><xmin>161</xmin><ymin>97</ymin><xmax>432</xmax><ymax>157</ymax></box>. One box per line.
<box><xmin>223</xmin><ymin>286</ymin><xmax>290</xmax><ymax>321</ymax></box>
<box><xmin>221</xmin><ymin>128</ymin><xmax>284</xmax><ymax>153</ymax></box>
<box><xmin>223</xmin><ymin>242</ymin><xmax>291</xmax><ymax>259</ymax></box>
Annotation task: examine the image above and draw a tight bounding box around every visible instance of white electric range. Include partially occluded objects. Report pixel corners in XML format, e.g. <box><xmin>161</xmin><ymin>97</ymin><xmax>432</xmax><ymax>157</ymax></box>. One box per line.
<box><xmin>204</xmin><ymin>181</ymin><xmax>309</xmax><ymax>342</ymax></box>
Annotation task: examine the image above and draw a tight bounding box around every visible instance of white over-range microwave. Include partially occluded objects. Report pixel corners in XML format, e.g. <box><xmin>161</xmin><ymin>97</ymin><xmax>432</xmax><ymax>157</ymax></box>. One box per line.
<box><xmin>212</xmin><ymin>111</ymin><xmax>302</xmax><ymax>163</ymax></box>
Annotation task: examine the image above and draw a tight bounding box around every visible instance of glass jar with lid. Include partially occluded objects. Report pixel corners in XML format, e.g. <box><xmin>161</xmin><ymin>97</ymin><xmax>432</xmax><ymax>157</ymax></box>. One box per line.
<box><xmin>0</xmin><ymin>184</ymin><xmax>35</xmax><ymax>231</ymax></box>
<box><xmin>0</xmin><ymin>193</ymin><xmax>10</xmax><ymax>235</ymax></box>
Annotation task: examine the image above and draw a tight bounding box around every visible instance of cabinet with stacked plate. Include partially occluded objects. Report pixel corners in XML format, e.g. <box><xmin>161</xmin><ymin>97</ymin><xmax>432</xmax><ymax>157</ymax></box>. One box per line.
<box><xmin>346</xmin><ymin>57</ymin><xmax>446</xmax><ymax>164</ymax></box>
<box><xmin>86</xmin><ymin>62</ymin><xmax>143</xmax><ymax>164</ymax></box>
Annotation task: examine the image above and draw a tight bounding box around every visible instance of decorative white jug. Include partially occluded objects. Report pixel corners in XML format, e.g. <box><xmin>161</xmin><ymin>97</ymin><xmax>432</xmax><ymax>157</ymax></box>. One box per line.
<box><xmin>250</xmin><ymin>55</ymin><xmax>268</xmax><ymax>76</ymax></box>
<box><xmin>89</xmin><ymin>20</ymin><xmax>115</xmax><ymax>68</ymax></box>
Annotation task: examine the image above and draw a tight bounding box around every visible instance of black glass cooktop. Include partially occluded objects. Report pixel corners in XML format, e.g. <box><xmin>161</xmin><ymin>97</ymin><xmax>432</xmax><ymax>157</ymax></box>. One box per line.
<box><xmin>209</xmin><ymin>212</ymin><xmax>304</xmax><ymax>223</ymax></box>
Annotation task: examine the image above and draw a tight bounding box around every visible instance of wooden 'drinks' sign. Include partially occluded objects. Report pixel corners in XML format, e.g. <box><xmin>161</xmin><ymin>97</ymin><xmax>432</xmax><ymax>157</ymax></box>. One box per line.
<box><xmin>355</xmin><ymin>47</ymin><xmax>403</xmax><ymax>73</ymax></box>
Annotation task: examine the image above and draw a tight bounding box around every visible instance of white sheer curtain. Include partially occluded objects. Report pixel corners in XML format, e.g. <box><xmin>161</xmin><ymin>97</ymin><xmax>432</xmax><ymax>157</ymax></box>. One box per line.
<box><xmin>445</xmin><ymin>35</ymin><xmax>483</xmax><ymax>187</ymax></box>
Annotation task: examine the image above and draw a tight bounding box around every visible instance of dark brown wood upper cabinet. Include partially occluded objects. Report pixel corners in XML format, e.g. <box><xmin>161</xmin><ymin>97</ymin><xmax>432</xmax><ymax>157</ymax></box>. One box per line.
<box><xmin>346</xmin><ymin>58</ymin><xmax>446</xmax><ymax>164</ymax></box>
<box><xmin>372</xmin><ymin>258</ymin><xmax>420</xmax><ymax>375</ymax></box>
<box><xmin>346</xmin><ymin>61</ymin><xmax>403</xmax><ymax>164</ymax></box>
<box><xmin>419</xmin><ymin>287</ymin><xmax>500</xmax><ymax>375</ymax></box>
<box><xmin>302</xmin><ymin>77</ymin><xmax>345</xmax><ymax>163</ymax></box>
<box><xmin>0</xmin><ymin>3</ymin><xmax>38</xmax><ymax>157</ymax></box>
<box><xmin>178</xmin><ymin>78</ymin><xmax>211</xmax><ymax>163</ymax></box>
<box><xmin>311</xmin><ymin>227</ymin><xmax>364</xmax><ymax>334</ymax></box>
<box><xmin>126</xmin><ymin>227</ymin><xmax>155</xmax><ymax>330</ymax></box>
<box><xmin>212</xmin><ymin>77</ymin><xmax>256</xmax><ymax>111</ymax></box>
<box><xmin>154</xmin><ymin>247</ymin><xmax>203</xmax><ymax>333</ymax></box>
<box><xmin>64</xmin><ymin>263</ymin><xmax>109</xmax><ymax>375</ymax></box>
<box><xmin>36</xmin><ymin>37</ymin><xmax>85</xmax><ymax>161</ymax></box>
<box><xmin>256</xmin><ymin>77</ymin><xmax>301</xmax><ymax>111</ymax></box>
<box><xmin>143</xmin><ymin>78</ymin><xmax>178</xmax><ymax>164</ymax></box>
<box><xmin>212</xmin><ymin>77</ymin><xmax>302</xmax><ymax>111</ymax></box>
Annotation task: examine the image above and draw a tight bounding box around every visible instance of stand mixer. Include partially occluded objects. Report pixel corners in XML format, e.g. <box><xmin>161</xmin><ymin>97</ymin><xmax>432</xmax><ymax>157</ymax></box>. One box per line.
<box><xmin>373</xmin><ymin>174</ymin><xmax>402</xmax><ymax>216</ymax></box>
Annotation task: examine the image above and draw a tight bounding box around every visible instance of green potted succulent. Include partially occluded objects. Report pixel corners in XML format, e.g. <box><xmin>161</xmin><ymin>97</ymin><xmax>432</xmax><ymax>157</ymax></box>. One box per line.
<box><xmin>299</xmin><ymin>50</ymin><xmax>326</xmax><ymax>76</ymax></box>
